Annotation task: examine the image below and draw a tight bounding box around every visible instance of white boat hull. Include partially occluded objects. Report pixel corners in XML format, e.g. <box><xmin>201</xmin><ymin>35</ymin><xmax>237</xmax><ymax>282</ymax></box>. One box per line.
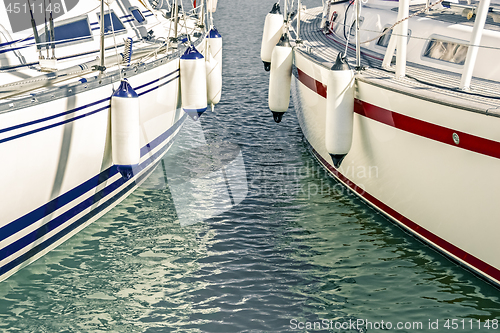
<box><xmin>0</xmin><ymin>52</ymin><xmax>186</xmax><ymax>282</ymax></box>
<box><xmin>292</xmin><ymin>50</ymin><xmax>500</xmax><ymax>286</ymax></box>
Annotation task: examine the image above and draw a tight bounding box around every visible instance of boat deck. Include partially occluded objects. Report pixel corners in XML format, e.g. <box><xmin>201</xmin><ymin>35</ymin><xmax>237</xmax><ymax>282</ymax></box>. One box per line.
<box><xmin>293</xmin><ymin>7</ymin><xmax>500</xmax><ymax>116</ymax></box>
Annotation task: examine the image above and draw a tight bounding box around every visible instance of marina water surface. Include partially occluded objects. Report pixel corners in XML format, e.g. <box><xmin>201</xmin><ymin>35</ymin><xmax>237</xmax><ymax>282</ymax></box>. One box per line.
<box><xmin>1</xmin><ymin>0</ymin><xmax>499</xmax><ymax>332</ymax></box>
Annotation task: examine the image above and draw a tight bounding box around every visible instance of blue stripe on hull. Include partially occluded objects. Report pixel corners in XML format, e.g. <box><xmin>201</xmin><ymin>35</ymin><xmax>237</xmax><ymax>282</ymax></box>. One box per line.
<box><xmin>0</xmin><ymin>113</ymin><xmax>186</xmax><ymax>277</ymax></box>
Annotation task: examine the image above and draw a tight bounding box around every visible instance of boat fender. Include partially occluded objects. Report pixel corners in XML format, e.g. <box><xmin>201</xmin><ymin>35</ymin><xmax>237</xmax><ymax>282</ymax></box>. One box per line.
<box><xmin>268</xmin><ymin>33</ymin><xmax>293</xmax><ymax>123</ymax></box>
<box><xmin>260</xmin><ymin>3</ymin><xmax>284</xmax><ymax>71</ymax></box>
<box><xmin>180</xmin><ymin>45</ymin><xmax>207</xmax><ymax>120</ymax></box>
<box><xmin>325</xmin><ymin>53</ymin><xmax>355</xmax><ymax>168</ymax></box>
<box><xmin>206</xmin><ymin>49</ymin><xmax>222</xmax><ymax>106</ymax></box>
<box><xmin>206</xmin><ymin>26</ymin><xmax>222</xmax><ymax>108</ymax></box>
<box><xmin>111</xmin><ymin>79</ymin><xmax>141</xmax><ymax>179</ymax></box>
<box><xmin>207</xmin><ymin>26</ymin><xmax>223</xmax><ymax>70</ymax></box>
<box><xmin>208</xmin><ymin>0</ymin><xmax>218</xmax><ymax>13</ymax></box>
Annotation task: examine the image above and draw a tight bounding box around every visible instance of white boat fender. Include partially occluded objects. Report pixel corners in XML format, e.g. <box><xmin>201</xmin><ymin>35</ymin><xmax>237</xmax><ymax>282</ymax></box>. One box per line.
<box><xmin>206</xmin><ymin>50</ymin><xmax>222</xmax><ymax>107</ymax></box>
<box><xmin>180</xmin><ymin>45</ymin><xmax>207</xmax><ymax>120</ymax></box>
<box><xmin>207</xmin><ymin>26</ymin><xmax>223</xmax><ymax>70</ymax></box>
<box><xmin>260</xmin><ymin>3</ymin><xmax>284</xmax><ymax>71</ymax></box>
<box><xmin>207</xmin><ymin>0</ymin><xmax>218</xmax><ymax>13</ymax></box>
<box><xmin>206</xmin><ymin>27</ymin><xmax>222</xmax><ymax>108</ymax></box>
<box><xmin>111</xmin><ymin>79</ymin><xmax>141</xmax><ymax>179</ymax></box>
<box><xmin>268</xmin><ymin>33</ymin><xmax>293</xmax><ymax>123</ymax></box>
<box><xmin>325</xmin><ymin>53</ymin><xmax>355</xmax><ymax>168</ymax></box>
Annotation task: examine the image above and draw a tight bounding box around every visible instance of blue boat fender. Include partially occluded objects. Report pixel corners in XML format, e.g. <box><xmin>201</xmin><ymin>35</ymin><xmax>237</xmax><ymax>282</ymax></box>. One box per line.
<box><xmin>111</xmin><ymin>79</ymin><xmax>141</xmax><ymax>179</ymax></box>
<box><xmin>180</xmin><ymin>45</ymin><xmax>207</xmax><ymax>120</ymax></box>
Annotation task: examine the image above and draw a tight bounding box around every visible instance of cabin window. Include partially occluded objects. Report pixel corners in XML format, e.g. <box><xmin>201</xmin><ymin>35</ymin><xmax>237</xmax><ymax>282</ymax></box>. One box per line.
<box><xmin>423</xmin><ymin>39</ymin><xmax>468</xmax><ymax>65</ymax></box>
<box><xmin>377</xmin><ymin>28</ymin><xmax>412</xmax><ymax>47</ymax></box>
<box><xmin>98</xmin><ymin>11</ymin><xmax>126</xmax><ymax>34</ymax></box>
<box><xmin>40</xmin><ymin>16</ymin><xmax>92</xmax><ymax>45</ymax></box>
<box><xmin>348</xmin><ymin>17</ymin><xmax>364</xmax><ymax>38</ymax></box>
<box><xmin>131</xmin><ymin>9</ymin><xmax>146</xmax><ymax>23</ymax></box>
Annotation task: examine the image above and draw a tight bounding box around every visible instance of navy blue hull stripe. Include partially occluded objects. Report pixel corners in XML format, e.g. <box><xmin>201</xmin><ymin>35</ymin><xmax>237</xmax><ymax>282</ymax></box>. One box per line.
<box><xmin>1</xmin><ymin>69</ymin><xmax>179</xmax><ymax>136</ymax></box>
<box><xmin>0</xmin><ymin>74</ymin><xmax>179</xmax><ymax>144</ymax></box>
<box><xmin>0</xmin><ymin>106</ymin><xmax>109</xmax><ymax>145</ymax></box>
<box><xmin>0</xmin><ymin>37</ymin><xmax>35</xmax><ymax>48</ymax></box>
<box><xmin>0</xmin><ymin>43</ymin><xmax>35</xmax><ymax>55</ymax></box>
<box><xmin>0</xmin><ymin>111</ymin><xmax>185</xmax><ymax>244</ymax></box>
<box><xmin>0</xmin><ymin>113</ymin><xmax>186</xmax><ymax>276</ymax></box>
<box><xmin>0</xmin><ymin>98</ymin><xmax>109</xmax><ymax>135</ymax></box>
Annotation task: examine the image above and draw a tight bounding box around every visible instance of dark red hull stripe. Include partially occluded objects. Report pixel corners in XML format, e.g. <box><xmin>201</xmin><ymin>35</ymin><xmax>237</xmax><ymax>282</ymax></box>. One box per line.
<box><xmin>297</xmin><ymin>68</ymin><xmax>327</xmax><ymax>98</ymax></box>
<box><xmin>296</xmin><ymin>67</ymin><xmax>500</xmax><ymax>160</ymax></box>
<box><xmin>355</xmin><ymin>100</ymin><xmax>500</xmax><ymax>160</ymax></box>
<box><xmin>307</xmin><ymin>142</ymin><xmax>500</xmax><ymax>284</ymax></box>
<box><xmin>296</xmin><ymin>67</ymin><xmax>500</xmax><ymax>284</ymax></box>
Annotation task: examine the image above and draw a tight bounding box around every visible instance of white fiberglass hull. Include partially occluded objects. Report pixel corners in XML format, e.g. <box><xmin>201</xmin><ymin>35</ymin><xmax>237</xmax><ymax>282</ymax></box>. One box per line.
<box><xmin>0</xmin><ymin>50</ymin><xmax>187</xmax><ymax>282</ymax></box>
<box><xmin>292</xmin><ymin>50</ymin><xmax>500</xmax><ymax>286</ymax></box>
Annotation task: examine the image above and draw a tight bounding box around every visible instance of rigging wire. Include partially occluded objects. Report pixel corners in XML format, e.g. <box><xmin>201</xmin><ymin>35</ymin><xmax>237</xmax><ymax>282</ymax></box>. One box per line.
<box><xmin>107</xmin><ymin>1</ymin><xmax>124</xmax><ymax>80</ymax></box>
<box><xmin>25</xmin><ymin>0</ymin><xmax>43</xmax><ymax>59</ymax></box>
<box><xmin>342</xmin><ymin>0</ymin><xmax>355</xmax><ymax>41</ymax></box>
<box><xmin>43</xmin><ymin>0</ymin><xmax>50</xmax><ymax>58</ymax></box>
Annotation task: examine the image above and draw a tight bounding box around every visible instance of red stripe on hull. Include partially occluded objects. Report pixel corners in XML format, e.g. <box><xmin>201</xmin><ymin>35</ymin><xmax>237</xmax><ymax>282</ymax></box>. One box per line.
<box><xmin>354</xmin><ymin>100</ymin><xmax>500</xmax><ymax>160</ymax></box>
<box><xmin>295</xmin><ymin>66</ymin><xmax>500</xmax><ymax>285</ymax></box>
<box><xmin>297</xmin><ymin>68</ymin><xmax>327</xmax><ymax>98</ymax></box>
<box><xmin>296</xmin><ymin>66</ymin><xmax>500</xmax><ymax>160</ymax></box>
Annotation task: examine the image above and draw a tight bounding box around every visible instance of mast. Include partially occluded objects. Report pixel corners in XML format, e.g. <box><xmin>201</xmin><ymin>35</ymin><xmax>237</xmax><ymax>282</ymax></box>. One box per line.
<box><xmin>174</xmin><ymin>0</ymin><xmax>179</xmax><ymax>39</ymax></box>
<box><xmin>355</xmin><ymin>0</ymin><xmax>361</xmax><ymax>68</ymax></box>
<box><xmin>100</xmin><ymin>0</ymin><xmax>105</xmax><ymax>73</ymax></box>
<box><xmin>49</xmin><ymin>0</ymin><xmax>56</xmax><ymax>59</ymax></box>
<box><xmin>284</xmin><ymin>0</ymin><xmax>287</xmax><ymax>21</ymax></box>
